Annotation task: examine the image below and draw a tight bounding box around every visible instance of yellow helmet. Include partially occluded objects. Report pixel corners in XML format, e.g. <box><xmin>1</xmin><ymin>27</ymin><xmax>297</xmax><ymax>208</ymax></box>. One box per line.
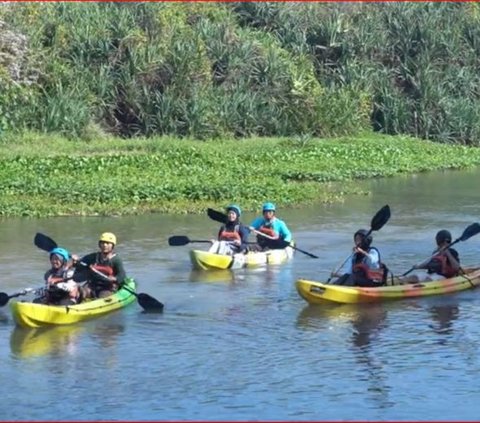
<box><xmin>99</xmin><ymin>232</ymin><xmax>117</xmax><ymax>246</ymax></box>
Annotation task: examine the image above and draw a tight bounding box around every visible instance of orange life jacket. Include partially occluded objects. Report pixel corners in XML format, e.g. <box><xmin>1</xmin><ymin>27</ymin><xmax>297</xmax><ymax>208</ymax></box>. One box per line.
<box><xmin>219</xmin><ymin>225</ymin><xmax>241</xmax><ymax>242</ymax></box>
<box><xmin>92</xmin><ymin>264</ymin><xmax>114</xmax><ymax>277</ymax></box>
<box><xmin>427</xmin><ymin>253</ymin><xmax>458</xmax><ymax>278</ymax></box>
<box><xmin>352</xmin><ymin>263</ymin><xmax>388</xmax><ymax>285</ymax></box>
<box><xmin>351</xmin><ymin>247</ymin><xmax>388</xmax><ymax>286</ymax></box>
<box><xmin>259</xmin><ymin>226</ymin><xmax>276</xmax><ymax>238</ymax></box>
<box><xmin>92</xmin><ymin>253</ymin><xmax>116</xmax><ymax>278</ymax></box>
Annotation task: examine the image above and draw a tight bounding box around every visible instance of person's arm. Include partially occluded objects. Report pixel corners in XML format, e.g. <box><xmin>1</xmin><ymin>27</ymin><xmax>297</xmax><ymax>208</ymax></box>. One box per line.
<box><xmin>238</xmin><ymin>226</ymin><xmax>250</xmax><ymax>252</ymax></box>
<box><xmin>278</xmin><ymin>220</ymin><xmax>292</xmax><ymax>242</ymax></box>
<box><xmin>112</xmin><ymin>256</ymin><xmax>126</xmax><ymax>285</ymax></box>
<box><xmin>249</xmin><ymin>217</ymin><xmax>263</xmax><ymax>232</ymax></box>
<box><xmin>364</xmin><ymin>248</ymin><xmax>380</xmax><ymax>268</ymax></box>
<box><xmin>445</xmin><ymin>248</ymin><xmax>460</xmax><ymax>273</ymax></box>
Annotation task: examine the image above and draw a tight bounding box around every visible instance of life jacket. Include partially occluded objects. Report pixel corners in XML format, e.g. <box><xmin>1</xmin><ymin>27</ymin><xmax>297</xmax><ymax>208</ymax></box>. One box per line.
<box><xmin>258</xmin><ymin>225</ymin><xmax>277</xmax><ymax>238</ymax></box>
<box><xmin>219</xmin><ymin>224</ymin><xmax>241</xmax><ymax>242</ymax></box>
<box><xmin>427</xmin><ymin>252</ymin><xmax>458</xmax><ymax>278</ymax></box>
<box><xmin>89</xmin><ymin>253</ymin><xmax>116</xmax><ymax>290</ymax></box>
<box><xmin>352</xmin><ymin>247</ymin><xmax>389</xmax><ymax>286</ymax></box>
<box><xmin>92</xmin><ymin>263</ymin><xmax>114</xmax><ymax>277</ymax></box>
<box><xmin>45</xmin><ymin>267</ymin><xmax>74</xmax><ymax>285</ymax></box>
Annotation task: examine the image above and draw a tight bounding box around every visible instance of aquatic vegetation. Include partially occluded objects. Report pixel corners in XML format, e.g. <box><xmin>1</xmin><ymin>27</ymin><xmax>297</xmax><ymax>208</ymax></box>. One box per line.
<box><xmin>0</xmin><ymin>133</ymin><xmax>479</xmax><ymax>217</ymax></box>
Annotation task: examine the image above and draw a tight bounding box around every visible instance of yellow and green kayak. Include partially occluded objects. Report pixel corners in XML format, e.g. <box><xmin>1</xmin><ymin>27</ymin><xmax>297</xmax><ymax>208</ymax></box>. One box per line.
<box><xmin>190</xmin><ymin>247</ymin><xmax>294</xmax><ymax>271</ymax></box>
<box><xmin>10</xmin><ymin>278</ymin><xmax>136</xmax><ymax>328</ymax></box>
<box><xmin>296</xmin><ymin>269</ymin><xmax>480</xmax><ymax>304</ymax></box>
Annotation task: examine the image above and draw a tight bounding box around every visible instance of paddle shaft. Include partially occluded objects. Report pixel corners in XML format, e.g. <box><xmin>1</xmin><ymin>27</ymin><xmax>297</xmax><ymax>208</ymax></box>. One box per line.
<box><xmin>80</xmin><ymin>262</ymin><xmax>164</xmax><ymax>311</ymax></box>
<box><xmin>0</xmin><ymin>288</ymin><xmax>39</xmax><ymax>307</ymax></box>
<box><xmin>249</xmin><ymin>228</ymin><xmax>318</xmax><ymax>259</ymax></box>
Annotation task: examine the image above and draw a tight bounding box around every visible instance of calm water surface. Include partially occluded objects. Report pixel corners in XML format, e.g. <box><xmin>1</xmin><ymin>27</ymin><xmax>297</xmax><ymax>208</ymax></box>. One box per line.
<box><xmin>1</xmin><ymin>168</ymin><xmax>480</xmax><ymax>421</ymax></box>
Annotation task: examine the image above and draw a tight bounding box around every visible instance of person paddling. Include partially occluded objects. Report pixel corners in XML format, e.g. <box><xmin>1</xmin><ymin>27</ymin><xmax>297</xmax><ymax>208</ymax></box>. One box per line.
<box><xmin>249</xmin><ymin>202</ymin><xmax>292</xmax><ymax>251</ymax></box>
<box><xmin>401</xmin><ymin>229</ymin><xmax>461</xmax><ymax>284</ymax></box>
<box><xmin>210</xmin><ymin>204</ymin><xmax>249</xmax><ymax>255</ymax></box>
<box><xmin>73</xmin><ymin>232</ymin><xmax>126</xmax><ymax>299</ymax></box>
<box><xmin>37</xmin><ymin>247</ymin><xmax>80</xmax><ymax>305</ymax></box>
<box><xmin>331</xmin><ymin>229</ymin><xmax>388</xmax><ymax>287</ymax></box>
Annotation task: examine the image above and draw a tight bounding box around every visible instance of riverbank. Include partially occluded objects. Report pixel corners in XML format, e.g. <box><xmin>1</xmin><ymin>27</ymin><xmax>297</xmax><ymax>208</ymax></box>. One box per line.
<box><xmin>1</xmin><ymin>132</ymin><xmax>480</xmax><ymax>217</ymax></box>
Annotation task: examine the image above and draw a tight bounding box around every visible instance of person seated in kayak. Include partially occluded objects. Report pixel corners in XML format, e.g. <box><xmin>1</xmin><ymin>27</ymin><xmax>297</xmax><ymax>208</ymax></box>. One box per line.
<box><xmin>402</xmin><ymin>229</ymin><xmax>461</xmax><ymax>283</ymax></box>
<box><xmin>248</xmin><ymin>202</ymin><xmax>292</xmax><ymax>252</ymax></box>
<box><xmin>331</xmin><ymin>229</ymin><xmax>388</xmax><ymax>287</ymax></box>
<box><xmin>210</xmin><ymin>204</ymin><xmax>250</xmax><ymax>255</ymax></box>
<box><xmin>72</xmin><ymin>232</ymin><xmax>126</xmax><ymax>299</ymax></box>
<box><xmin>38</xmin><ymin>247</ymin><xmax>81</xmax><ymax>305</ymax></box>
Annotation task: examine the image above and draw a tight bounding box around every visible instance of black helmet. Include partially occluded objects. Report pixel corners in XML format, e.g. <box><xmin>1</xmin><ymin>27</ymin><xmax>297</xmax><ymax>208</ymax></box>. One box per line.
<box><xmin>435</xmin><ymin>230</ymin><xmax>452</xmax><ymax>245</ymax></box>
<box><xmin>354</xmin><ymin>229</ymin><xmax>372</xmax><ymax>248</ymax></box>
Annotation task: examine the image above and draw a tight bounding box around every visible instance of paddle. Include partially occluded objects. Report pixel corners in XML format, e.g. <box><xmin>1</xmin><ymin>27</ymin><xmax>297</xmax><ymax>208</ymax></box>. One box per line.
<box><xmin>0</xmin><ymin>288</ymin><xmax>39</xmax><ymax>307</ymax></box>
<box><xmin>168</xmin><ymin>235</ymin><xmax>258</xmax><ymax>247</ymax></box>
<box><xmin>326</xmin><ymin>204</ymin><xmax>391</xmax><ymax>283</ymax></box>
<box><xmin>402</xmin><ymin>222</ymin><xmax>480</xmax><ymax>277</ymax></box>
<box><xmin>168</xmin><ymin>236</ymin><xmax>214</xmax><ymax>246</ymax></box>
<box><xmin>206</xmin><ymin>208</ymin><xmax>319</xmax><ymax>259</ymax></box>
<box><xmin>33</xmin><ymin>232</ymin><xmax>164</xmax><ymax>312</ymax></box>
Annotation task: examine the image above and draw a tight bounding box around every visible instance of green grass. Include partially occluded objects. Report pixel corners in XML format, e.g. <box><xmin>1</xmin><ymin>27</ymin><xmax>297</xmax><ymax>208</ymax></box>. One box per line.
<box><xmin>1</xmin><ymin>132</ymin><xmax>480</xmax><ymax>217</ymax></box>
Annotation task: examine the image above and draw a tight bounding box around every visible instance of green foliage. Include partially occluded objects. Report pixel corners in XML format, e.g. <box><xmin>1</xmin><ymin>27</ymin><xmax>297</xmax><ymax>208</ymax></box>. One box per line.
<box><xmin>2</xmin><ymin>3</ymin><xmax>480</xmax><ymax>143</ymax></box>
<box><xmin>1</xmin><ymin>133</ymin><xmax>480</xmax><ymax>217</ymax></box>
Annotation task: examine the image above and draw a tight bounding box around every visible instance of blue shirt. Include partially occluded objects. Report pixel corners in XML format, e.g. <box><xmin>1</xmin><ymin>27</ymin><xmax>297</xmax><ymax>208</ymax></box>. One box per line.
<box><xmin>250</xmin><ymin>217</ymin><xmax>292</xmax><ymax>242</ymax></box>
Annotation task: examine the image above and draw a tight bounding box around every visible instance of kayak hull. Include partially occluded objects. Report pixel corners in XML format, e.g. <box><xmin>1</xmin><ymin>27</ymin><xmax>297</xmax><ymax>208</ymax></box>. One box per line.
<box><xmin>190</xmin><ymin>247</ymin><xmax>294</xmax><ymax>270</ymax></box>
<box><xmin>10</xmin><ymin>278</ymin><xmax>137</xmax><ymax>328</ymax></box>
<box><xmin>296</xmin><ymin>269</ymin><xmax>480</xmax><ymax>304</ymax></box>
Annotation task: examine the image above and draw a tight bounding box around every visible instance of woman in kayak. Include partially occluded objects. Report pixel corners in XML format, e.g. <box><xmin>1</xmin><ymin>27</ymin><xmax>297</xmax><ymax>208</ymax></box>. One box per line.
<box><xmin>331</xmin><ymin>229</ymin><xmax>389</xmax><ymax>287</ymax></box>
<box><xmin>73</xmin><ymin>232</ymin><xmax>126</xmax><ymax>299</ymax></box>
<box><xmin>248</xmin><ymin>202</ymin><xmax>292</xmax><ymax>251</ymax></box>
<box><xmin>40</xmin><ymin>247</ymin><xmax>80</xmax><ymax>305</ymax></box>
<box><xmin>210</xmin><ymin>204</ymin><xmax>249</xmax><ymax>255</ymax></box>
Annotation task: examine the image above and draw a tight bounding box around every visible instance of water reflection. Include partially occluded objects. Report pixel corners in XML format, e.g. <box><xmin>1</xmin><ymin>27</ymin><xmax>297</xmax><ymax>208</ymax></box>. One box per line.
<box><xmin>349</xmin><ymin>304</ymin><xmax>393</xmax><ymax>410</ymax></box>
<box><xmin>428</xmin><ymin>303</ymin><xmax>459</xmax><ymax>335</ymax></box>
<box><xmin>296</xmin><ymin>303</ymin><xmax>353</xmax><ymax>330</ymax></box>
<box><xmin>10</xmin><ymin>325</ymin><xmax>85</xmax><ymax>359</ymax></box>
<box><xmin>296</xmin><ymin>303</ymin><xmax>393</xmax><ymax>409</ymax></box>
<box><xmin>351</xmin><ymin>304</ymin><xmax>387</xmax><ymax>348</ymax></box>
<box><xmin>10</xmin><ymin>320</ymin><xmax>126</xmax><ymax>360</ymax></box>
<box><xmin>189</xmin><ymin>269</ymin><xmax>236</xmax><ymax>284</ymax></box>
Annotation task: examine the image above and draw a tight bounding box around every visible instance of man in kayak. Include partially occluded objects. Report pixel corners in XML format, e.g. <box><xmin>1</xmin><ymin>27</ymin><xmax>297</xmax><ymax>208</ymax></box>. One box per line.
<box><xmin>401</xmin><ymin>229</ymin><xmax>461</xmax><ymax>283</ymax></box>
<box><xmin>73</xmin><ymin>232</ymin><xmax>126</xmax><ymax>299</ymax></box>
<box><xmin>331</xmin><ymin>229</ymin><xmax>388</xmax><ymax>287</ymax></box>
<box><xmin>248</xmin><ymin>202</ymin><xmax>292</xmax><ymax>251</ymax></box>
<box><xmin>38</xmin><ymin>247</ymin><xmax>81</xmax><ymax>305</ymax></box>
<box><xmin>210</xmin><ymin>204</ymin><xmax>250</xmax><ymax>255</ymax></box>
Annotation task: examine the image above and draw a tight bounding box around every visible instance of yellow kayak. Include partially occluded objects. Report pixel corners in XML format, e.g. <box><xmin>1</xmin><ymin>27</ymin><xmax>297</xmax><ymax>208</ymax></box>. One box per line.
<box><xmin>10</xmin><ymin>278</ymin><xmax>136</xmax><ymax>328</ymax></box>
<box><xmin>296</xmin><ymin>269</ymin><xmax>480</xmax><ymax>304</ymax></box>
<box><xmin>190</xmin><ymin>247</ymin><xmax>294</xmax><ymax>270</ymax></box>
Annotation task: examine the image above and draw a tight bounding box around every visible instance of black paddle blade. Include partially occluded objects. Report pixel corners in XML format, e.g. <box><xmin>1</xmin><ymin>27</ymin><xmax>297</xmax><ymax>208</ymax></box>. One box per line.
<box><xmin>138</xmin><ymin>293</ymin><xmax>164</xmax><ymax>313</ymax></box>
<box><xmin>207</xmin><ymin>208</ymin><xmax>227</xmax><ymax>224</ymax></box>
<box><xmin>370</xmin><ymin>205</ymin><xmax>391</xmax><ymax>233</ymax></box>
<box><xmin>458</xmin><ymin>222</ymin><xmax>480</xmax><ymax>242</ymax></box>
<box><xmin>34</xmin><ymin>232</ymin><xmax>58</xmax><ymax>252</ymax></box>
<box><xmin>0</xmin><ymin>293</ymin><xmax>9</xmax><ymax>307</ymax></box>
<box><xmin>168</xmin><ymin>236</ymin><xmax>191</xmax><ymax>246</ymax></box>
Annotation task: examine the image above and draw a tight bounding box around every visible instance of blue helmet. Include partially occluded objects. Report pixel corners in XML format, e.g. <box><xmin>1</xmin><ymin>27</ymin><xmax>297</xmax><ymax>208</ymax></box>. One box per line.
<box><xmin>262</xmin><ymin>202</ymin><xmax>276</xmax><ymax>212</ymax></box>
<box><xmin>49</xmin><ymin>247</ymin><xmax>70</xmax><ymax>263</ymax></box>
<box><xmin>226</xmin><ymin>204</ymin><xmax>241</xmax><ymax>217</ymax></box>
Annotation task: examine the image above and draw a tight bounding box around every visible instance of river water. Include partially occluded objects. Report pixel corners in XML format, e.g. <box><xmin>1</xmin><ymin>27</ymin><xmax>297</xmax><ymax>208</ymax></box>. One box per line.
<box><xmin>1</xmin><ymin>168</ymin><xmax>480</xmax><ymax>421</ymax></box>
